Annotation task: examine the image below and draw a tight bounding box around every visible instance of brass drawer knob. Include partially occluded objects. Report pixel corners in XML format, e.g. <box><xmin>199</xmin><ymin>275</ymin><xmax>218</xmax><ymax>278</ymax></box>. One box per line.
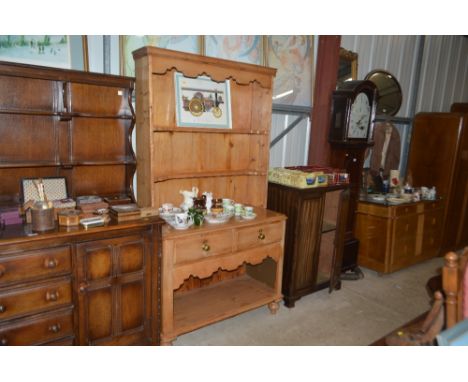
<box><xmin>201</xmin><ymin>242</ymin><xmax>210</xmax><ymax>252</ymax></box>
<box><xmin>79</xmin><ymin>282</ymin><xmax>89</xmax><ymax>293</ymax></box>
<box><xmin>0</xmin><ymin>264</ymin><xmax>5</xmax><ymax>278</ymax></box>
<box><xmin>0</xmin><ymin>304</ymin><xmax>6</xmax><ymax>313</ymax></box>
<box><xmin>48</xmin><ymin>323</ymin><xmax>61</xmax><ymax>333</ymax></box>
<box><xmin>258</xmin><ymin>230</ymin><xmax>266</xmax><ymax>240</ymax></box>
<box><xmin>44</xmin><ymin>258</ymin><xmax>58</xmax><ymax>269</ymax></box>
<box><xmin>0</xmin><ymin>337</ymin><xmax>7</xmax><ymax>346</ymax></box>
<box><xmin>46</xmin><ymin>290</ymin><xmax>60</xmax><ymax>302</ymax></box>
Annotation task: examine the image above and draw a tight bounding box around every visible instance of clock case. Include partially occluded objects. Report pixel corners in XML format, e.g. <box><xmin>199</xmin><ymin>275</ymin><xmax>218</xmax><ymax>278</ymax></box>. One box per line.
<box><xmin>329</xmin><ymin>80</ymin><xmax>377</xmax><ymax>146</ymax></box>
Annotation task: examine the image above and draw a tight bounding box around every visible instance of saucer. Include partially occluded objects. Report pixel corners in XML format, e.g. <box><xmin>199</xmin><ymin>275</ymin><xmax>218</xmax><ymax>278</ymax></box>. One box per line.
<box><xmin>159</xmin><ymin>207</ymin><xmax>182</xmax><ymax>219</ymax></box>
<box><xmin>168</xmin><ymin>220</ymin><xmax>193</xmax><ymax>230</ymax></box>
<box><xmin>241</xmin><ymin>213</ymin><xmax>257</xmax><ymax>220</ymax></box>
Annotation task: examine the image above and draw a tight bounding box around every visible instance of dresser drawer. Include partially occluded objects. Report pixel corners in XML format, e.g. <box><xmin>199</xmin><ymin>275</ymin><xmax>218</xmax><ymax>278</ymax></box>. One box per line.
<box><xmin>0</xmin><ymin>308</ymin><xmax>73</xmax><ymax>346</ymax></box>
<box><xmin>173</xmin><ymin>230</ymin><xmax>233</xmax><ymax>265</ymax></box>
<box><xmin>0</xmin><ymin>278</ymin><xmax>72</xmax><ymax>321</ymax></box>
<box><xmin>236</xmin><ymin>221</ymin><xmax>283</xmax><ymax>251</ymax></box>
<box><xmin>392</xmin><ymin>204</ymin><xmax>420</xmax><ymax>217</ymax></box>
<box><xmin>0</xmin><ymin>246</ymin><xmax>71</xmax><ymax>286</ymax></box>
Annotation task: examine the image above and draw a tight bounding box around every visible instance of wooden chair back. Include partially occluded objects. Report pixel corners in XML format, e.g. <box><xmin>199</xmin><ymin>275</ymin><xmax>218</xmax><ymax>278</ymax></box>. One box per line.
<box><xmin>443</xmin><ymin>247</ymin><xmax>468</xmax><ymax>328</ymax></box>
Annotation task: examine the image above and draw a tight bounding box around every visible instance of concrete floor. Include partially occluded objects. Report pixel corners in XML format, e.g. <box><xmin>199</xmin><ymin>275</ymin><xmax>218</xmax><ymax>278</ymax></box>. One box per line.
<box><xmin>175</xmin><ymin>257</ymin><xmax>443</xmax><ymax>345</ymax></box>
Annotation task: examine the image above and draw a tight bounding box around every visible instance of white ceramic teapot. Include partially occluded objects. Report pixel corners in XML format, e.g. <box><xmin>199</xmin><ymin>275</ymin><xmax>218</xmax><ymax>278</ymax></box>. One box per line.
<box><xmin>180</xmin><ymin>187</ymin><xmax>199</xmax><ymax>211</ymax></box>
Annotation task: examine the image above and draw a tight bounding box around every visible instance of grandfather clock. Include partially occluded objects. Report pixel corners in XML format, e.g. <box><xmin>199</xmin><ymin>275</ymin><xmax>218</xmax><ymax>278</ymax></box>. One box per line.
<box><xmin>328</xmin><ymin>80</ymin><xmax>378</xmax><ymax>277</ymax></box>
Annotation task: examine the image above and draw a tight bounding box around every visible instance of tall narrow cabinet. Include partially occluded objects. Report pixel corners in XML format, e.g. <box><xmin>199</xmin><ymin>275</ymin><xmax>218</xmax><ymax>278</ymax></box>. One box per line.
<box><xmin>133</xmin><ymin>47</ymin><xmax>286</xmax><ymax>345</ymax></box>
<box><xmin>407</xmin><ymin>113</ymin><xmax>468</xmax><ymax>252</ymax></box>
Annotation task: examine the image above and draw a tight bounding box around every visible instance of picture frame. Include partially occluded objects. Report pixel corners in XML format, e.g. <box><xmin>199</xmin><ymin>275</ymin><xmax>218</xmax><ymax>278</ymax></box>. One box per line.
<box><xmin>0</xmin><ymin>35</ymin><xmax>88</xmax><ymax>70</ymax></box>
<box><xmin>174</xmin><ymin>72</ymin><xmax>232</xmax><ymax>129</ymax></box>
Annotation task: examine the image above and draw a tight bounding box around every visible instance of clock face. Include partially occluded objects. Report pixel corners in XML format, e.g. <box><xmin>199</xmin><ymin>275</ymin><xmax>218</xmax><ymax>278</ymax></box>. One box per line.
<box><xmin>347</xmin><ymin>92</ymin><xmax>371</xmax><ymax>139</ymax></box>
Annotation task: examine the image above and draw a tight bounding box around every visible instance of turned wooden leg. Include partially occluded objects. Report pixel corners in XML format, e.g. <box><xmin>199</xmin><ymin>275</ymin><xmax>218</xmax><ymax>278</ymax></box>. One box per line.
<box><xmin>268</xmin><ymin>301</ymin><xmax>279</xmax><ymax>314</ymax></box>
<box><xmin>160</xmin><ymin>337</ymin><xmax>174</xmax><ymax>346</ymax></box>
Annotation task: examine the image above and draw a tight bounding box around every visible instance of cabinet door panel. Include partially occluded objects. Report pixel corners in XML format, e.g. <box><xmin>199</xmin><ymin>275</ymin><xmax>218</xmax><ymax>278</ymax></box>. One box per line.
<box><xmin>86</xmin><ymin>287</ymin><xmax>113</xmax><ymax>342</ymax></box>
<box><xmin>121</xmin><ymin>280</ymin><xmax>144</xmax><ymax>331</ymax></box>
<box><xmin>76</xmin><ymin>234</ymin><xmax>150</xmax><ymax>345</ymax></box>
<box><xmin>84</xmin><ymin>245</ymin><xmax>112</xmax><ymax>281</ymax></box>
<box><xmin>292</xmin><ymin>196</ymin><xmax>323</xmax><ymax>291</ymax></box>
<box><xmin>119</xmin><ymin>241</ymin><xmax>145</xmax><ymax>274</ymax></box>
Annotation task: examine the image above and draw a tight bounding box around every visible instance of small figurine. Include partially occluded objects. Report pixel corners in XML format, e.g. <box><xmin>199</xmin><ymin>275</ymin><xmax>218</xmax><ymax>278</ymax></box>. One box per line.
<box><xmin>180</xmin><ymin>187</ymin><xmax>199</xmax><ymax>211</ymax></box>
<box><xmin>202</xmin><ymin>191</ymin><xmax>213</xmax><ymax>213</ymax></box>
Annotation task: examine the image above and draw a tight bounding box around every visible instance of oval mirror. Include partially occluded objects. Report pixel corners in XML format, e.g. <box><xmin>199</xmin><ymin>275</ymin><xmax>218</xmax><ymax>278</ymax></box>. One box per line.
<box><xmin>364</xmin><ymin>69</ymin><xmax>402</xmax><ymax>116</ymax></box>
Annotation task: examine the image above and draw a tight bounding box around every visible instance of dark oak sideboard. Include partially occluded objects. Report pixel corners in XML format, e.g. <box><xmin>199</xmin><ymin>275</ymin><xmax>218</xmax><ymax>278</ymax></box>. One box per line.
<box><xmin>0</xmin><ymin>218</ymin><xmax>163</xmax><ymax>346</ymax></box>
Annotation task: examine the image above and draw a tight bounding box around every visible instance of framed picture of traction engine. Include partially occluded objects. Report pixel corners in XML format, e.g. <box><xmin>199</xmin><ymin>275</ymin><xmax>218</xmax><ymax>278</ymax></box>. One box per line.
<box><xmin>174</xmin><ymin>72</ymin><xmax>232</xmax><ymax>129</ymax></box>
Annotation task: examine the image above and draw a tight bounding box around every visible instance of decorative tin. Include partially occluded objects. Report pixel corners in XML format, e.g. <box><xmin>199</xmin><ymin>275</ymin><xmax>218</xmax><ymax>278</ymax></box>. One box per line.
<box><xmin>58</xmin><ymin>209</ymin><xmax>81</xmax><ymax>227</ymax></box>
<box><xmin>31</xmin><ymin>201</ymin><xmax>55</xmax><ymax>232</ymax></box>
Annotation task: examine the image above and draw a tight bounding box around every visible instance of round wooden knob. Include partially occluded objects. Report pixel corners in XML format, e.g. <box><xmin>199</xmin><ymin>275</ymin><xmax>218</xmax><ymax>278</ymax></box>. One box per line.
<box><xmin>48</xmin><ymin>323</ymin><xmax>61</xmax><ymax>333</ymax></box>
<box><xmin>0</xmin><ymin>264</ymin><xmax>5</xmax><ymax>278</ymax></box>
<box><xmin>0</xmin><ymin>337</ymin><xmax>7</xmax><ymax>346</ymax></box>
<box><xmin>46</xmin><ymin>290</ymin><xmax>59</xmax><ymax>302</ymax></box>
<box><xmin>44</xmin><ymin>258</ymin><xmax>58</xmax><ymax>269</ymax></box>
<box><xmin>258</xmin><ymin>230</ymin><xmax>266</xmax><ymax>240</ymax></box>
<box><xmin>201</xmin><ymin>242</ymin><xmax>210</xmax><ymax>252</ymax></box>
<box><xmin>0</xmin><ymin>304</ymin><xmax>6</xmax><ymax>313</ymax></box>
<box><xmin>79</xmin><ymin>282</ymin><xmax>88</xmax><ymax>293</ymax></box>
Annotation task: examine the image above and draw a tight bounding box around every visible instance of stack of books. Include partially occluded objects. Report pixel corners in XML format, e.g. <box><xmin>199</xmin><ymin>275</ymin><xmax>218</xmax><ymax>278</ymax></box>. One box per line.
<box><xmin>109</xmin><ymin>204</ymin><xmax>141</xmax><ymax>222</ymax></box>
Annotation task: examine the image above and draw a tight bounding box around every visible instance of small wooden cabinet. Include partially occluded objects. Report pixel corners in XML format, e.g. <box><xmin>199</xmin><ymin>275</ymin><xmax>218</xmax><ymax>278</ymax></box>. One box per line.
<box><xmin>267</xmin><ymin>183</ymin><xmax>350</xmax><ymax>307</ymax></box>
<box><xmin>355</xmin><ymin>199</ymin><xmax>444</xmax><ymax>274</ymax></box>
<box><xmin>75</xmin><ymin>233</ymin><xmax>153</xmax><ymax>345</ymax></box>
<box><xmin>0</xmin><ymin>219</ymin><xmax>163</xmax><ymax>346</ymax></box>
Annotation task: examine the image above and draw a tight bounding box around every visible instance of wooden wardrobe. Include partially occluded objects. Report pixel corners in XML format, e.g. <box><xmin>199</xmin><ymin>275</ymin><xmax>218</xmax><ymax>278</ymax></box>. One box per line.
<box><xmin>406</xmin><ymin>112</ymin><xmax>468</xmax><ymax>252</ymax></box>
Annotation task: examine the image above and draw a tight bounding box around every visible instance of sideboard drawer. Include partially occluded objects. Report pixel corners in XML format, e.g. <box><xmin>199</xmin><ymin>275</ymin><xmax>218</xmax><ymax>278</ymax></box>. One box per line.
<box><xmin>0</xmin><ymin>246</ymin><xmax>71</xmax><ymax>286</ymax></box>
<box><xmin>393</xmin><ymin>204</ymin><xmax>420</xmax><ymax>217</ymax></box>
<box><xmin>173</xmin><ymin>230</ymin><xmax>233</xmax><ymax>265</ymax></box>
<box><xmin>0</xmin><ymin>308</ymin><xmax>74</xmax><ymax>346</ymax></box>
<box><xmin>236</xmin><ymin>222</ymin><xmax>283</xmax><ymax>251</ymax></box>
<box><xmin>0</xmin><ymin>278</ymin><xmax>72</xmax><ymax>321</ymax></box>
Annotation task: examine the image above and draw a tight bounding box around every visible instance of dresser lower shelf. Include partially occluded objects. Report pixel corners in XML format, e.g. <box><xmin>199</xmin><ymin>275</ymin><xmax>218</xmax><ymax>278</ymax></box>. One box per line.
<box><xmin>173</xmin><ymin>274</ymin><xmax>281</xmax><ymax>337</ymax></box>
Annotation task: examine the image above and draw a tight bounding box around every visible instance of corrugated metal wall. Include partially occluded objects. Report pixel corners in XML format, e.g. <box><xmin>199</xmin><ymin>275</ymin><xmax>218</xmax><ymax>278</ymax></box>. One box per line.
<box><xmin>341</xmin><ymin>35</ymin><xmax>468</xmax><ymax>115</ymax></box>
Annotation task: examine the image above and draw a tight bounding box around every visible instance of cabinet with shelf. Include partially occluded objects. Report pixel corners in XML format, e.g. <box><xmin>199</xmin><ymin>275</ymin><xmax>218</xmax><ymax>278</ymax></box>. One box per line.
<box><xmin>267</xmin><ymin>183</ymin><xmax>350</xmax><ymax>307</ymax></box>
<box><xmin>133</xmin><ymin>47</ymin><xmax>285</xmax><ymax>344</ymax></box>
